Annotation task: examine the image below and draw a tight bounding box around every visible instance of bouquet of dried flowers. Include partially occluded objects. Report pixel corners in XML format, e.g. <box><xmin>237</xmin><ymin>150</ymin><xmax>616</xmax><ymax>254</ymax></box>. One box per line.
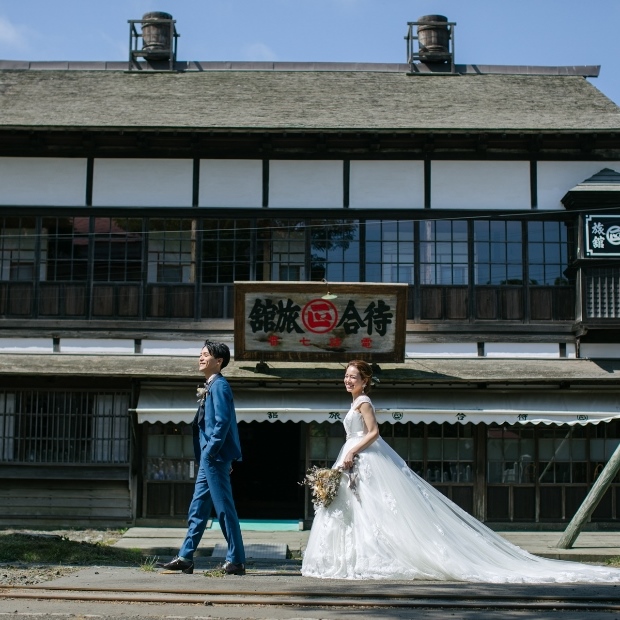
<box><xmin>299</xmin><ymin>466</ymin><xmax>343</xmax><ymax>509</ymax></box>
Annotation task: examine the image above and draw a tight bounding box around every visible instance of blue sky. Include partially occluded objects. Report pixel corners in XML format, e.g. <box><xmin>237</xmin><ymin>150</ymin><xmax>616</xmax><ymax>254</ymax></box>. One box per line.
<box><xmin>1</xmin><ymin>0</ymin><xmax>619</xmax><ymax>105</ymax></box>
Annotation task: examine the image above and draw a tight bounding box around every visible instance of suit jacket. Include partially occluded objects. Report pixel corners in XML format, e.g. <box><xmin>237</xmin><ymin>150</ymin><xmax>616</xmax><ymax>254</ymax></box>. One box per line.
<box><xmin>192</xmin><ymin>375</ymin><xmax>242</xmax><ymax>463</ymax></box>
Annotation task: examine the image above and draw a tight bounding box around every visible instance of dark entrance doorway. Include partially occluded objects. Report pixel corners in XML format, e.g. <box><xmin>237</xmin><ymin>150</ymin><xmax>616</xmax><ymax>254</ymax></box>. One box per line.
<box><xmin>232</xmin><ymin>421</ymin><xmax>304</xmax><ymax>519</ymax></box>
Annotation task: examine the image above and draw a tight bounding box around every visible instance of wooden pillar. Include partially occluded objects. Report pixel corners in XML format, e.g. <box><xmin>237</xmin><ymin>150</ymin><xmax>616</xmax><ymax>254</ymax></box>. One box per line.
<box><xmin>555</xmin><ymin>441</ymin><xmax>620</xmax><ymax>549</ymax></box>
<box><xmin>473</xmin><ymin>423</ymin><xmax>487</xmax><ymax>521</ymax></box>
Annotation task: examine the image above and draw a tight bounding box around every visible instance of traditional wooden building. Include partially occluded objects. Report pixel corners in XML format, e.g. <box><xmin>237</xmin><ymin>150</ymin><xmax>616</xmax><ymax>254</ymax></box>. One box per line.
<box><xmin>1</xmin><ymin>14</ymin><xmax>620</xmax><ymax>528</ymax></box>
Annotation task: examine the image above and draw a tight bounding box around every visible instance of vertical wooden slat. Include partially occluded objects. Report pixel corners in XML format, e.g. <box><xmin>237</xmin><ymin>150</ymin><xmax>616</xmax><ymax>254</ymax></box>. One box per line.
<box><xmin>474</xmin><ymin>424</ymin><xmax>486</xmax><ymax>521</ymax></box>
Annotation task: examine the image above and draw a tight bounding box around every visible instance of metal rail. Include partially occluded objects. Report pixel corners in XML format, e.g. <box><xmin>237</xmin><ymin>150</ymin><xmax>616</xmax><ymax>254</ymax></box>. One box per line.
<box><xmin>3</xmin><ymin>583</ymin><xmax>620</xmax><ymax>611</ymax></box>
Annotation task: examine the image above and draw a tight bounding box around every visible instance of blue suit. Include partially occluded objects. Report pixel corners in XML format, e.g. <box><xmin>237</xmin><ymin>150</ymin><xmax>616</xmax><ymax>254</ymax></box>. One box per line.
<box><xmin>179</xmin><ymin>374</ymin><xmax>245</xmax><ymax>564</ymax></box>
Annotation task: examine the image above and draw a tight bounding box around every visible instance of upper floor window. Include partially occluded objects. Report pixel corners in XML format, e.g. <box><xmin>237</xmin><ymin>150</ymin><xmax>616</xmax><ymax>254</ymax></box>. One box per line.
<box><xmin>257</xmin><ymin>219</ymin><xmax>360</xmax><ymax>282</ymax></box>
<box><xmin>309</xmin><ymin>219</ymin><xmax>359</xmax><ymax>282</ymax></box>
<box><xmin>92</xmin><ymin>217</ymin><xmax>143</xmax><ymax>282</ymax></box>
<box><xmin>203</xmin><ymin>219</ymin><xmax>252</xmax><ymax>283</ymax></box>
<box><xmin>367</xmin><ymin>220</ymin><xmax>414</xmax><ymax>284</ymax></box>
<box><xmin>0</xmin><ymin>215</ymin><xmax>575</xmax><ymax>321</ymax></box>
<box><xmin>0</xmin><ymin>217</ymin><xmax>39</xmax><ymax>282</ymax></box>
<box><xmin>528</xmin><ymin>221</ymin><xmax>569</xmax><ymax>286</ymax></box>
<box><xmin>147</xmin><ymin>219</ymin><xmax>195</xmax><ymax>284</ymax></box>
<box><xmin>420</xmin><ymin>220</ymin><xmax>468</xmax><ymax>285</ymax></box>
<box><xmin>474</xmin><ymin>221</ymin><xmax>523</xmax><ymax>285</ymax></box>
<box><xmin>42</xmin><ymin>217</ymin><xmax>88</xmax><ymax>281</ymax></box>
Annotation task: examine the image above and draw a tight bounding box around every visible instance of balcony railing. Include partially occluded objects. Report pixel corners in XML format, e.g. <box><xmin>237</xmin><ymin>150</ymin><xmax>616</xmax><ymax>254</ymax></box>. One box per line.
<box><xmin>0</xmin><ymin>281</ymin><xmax>579</xmax><ymax>323</ymax></box>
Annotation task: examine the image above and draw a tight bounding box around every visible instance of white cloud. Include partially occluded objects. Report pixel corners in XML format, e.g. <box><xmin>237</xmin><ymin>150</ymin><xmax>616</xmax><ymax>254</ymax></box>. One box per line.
<box><xmin>244</xmin><ymin>42</ymin><xmax>278</xmax><ymax>61</ymax></box>
<box><xmin>0</xmin><ymin>15</ymin><xmax>30</xmax><ymax>51</ymax></box>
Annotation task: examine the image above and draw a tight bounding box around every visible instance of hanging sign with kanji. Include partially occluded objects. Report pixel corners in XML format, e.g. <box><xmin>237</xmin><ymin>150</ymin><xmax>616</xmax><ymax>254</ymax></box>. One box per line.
<box><xmin>234</xmin><ymin>282</ymin><xmax>407</xmax><ymax>362</ymax></box>
<box><xmin>584</xmin><ymin>214</ymin><xmax>620</xmax><ymax>257</ymax></box>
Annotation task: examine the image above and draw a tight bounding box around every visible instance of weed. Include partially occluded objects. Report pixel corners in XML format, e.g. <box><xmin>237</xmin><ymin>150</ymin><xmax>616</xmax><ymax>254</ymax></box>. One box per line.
<box><xmin>140</xmin><ymin>555</ymin><xmax>159</xmax><ymax>572</ymax></box>
<box><xmin>203</xmin><ymin>567</ymin><xmax>226</xmax><ymax>578</ymax></box>
<box><xmin>0</xmin><ymin>533</ymin><xmax>142</xmax><ymax>566</ymax></box>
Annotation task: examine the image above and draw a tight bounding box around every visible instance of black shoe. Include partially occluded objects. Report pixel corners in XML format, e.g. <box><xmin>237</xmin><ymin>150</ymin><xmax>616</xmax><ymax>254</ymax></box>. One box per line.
<box><xmin>222</xmin><ymin>561</ymin><xmax>246</xmax><ymax>575</ymax></box>
<box><xmin>156</xmin><ymin>556</ymin><xmax>194</xmax><ymax>574</ymax></box>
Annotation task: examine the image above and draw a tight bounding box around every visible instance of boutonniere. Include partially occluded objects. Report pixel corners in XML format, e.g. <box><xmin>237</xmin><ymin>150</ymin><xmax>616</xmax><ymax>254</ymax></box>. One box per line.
<box><xmin>196</xmin><ymin>386</ymin><xmax>209</xmax><ymax>404</ymax></box>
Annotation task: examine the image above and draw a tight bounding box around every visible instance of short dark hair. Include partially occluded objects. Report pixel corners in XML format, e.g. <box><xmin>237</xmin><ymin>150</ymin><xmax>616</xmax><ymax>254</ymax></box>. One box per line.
<box><xmin>203</xmin><ymin>340</ymin><xmax>231</xmax><ymax>369</ymax></box>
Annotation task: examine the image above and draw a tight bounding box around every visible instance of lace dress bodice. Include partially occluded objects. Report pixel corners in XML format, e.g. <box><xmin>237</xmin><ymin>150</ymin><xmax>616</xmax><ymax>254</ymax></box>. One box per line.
<box><xmin>343</xmin><ymin>395</ymin><xmax>373</xmax><ymax>439</ymax></box>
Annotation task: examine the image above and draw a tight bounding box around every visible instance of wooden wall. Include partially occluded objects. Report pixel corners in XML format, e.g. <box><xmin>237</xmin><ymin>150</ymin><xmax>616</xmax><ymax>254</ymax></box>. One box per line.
<box><xmin>0</xmin><ymin>479</ymin><xmax>133</xmax><ymax>527</ymax></box>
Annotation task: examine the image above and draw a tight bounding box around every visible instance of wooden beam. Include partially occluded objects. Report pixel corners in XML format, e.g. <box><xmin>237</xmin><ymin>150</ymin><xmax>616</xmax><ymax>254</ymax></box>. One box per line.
<box><xmin>555</xmin><ymin>442</ymin><xmax>620</xmax><ymax>549</ymax></box>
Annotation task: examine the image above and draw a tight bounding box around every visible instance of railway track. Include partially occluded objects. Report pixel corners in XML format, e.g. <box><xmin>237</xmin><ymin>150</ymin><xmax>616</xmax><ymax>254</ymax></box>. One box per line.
<box><xmin>3</xmin><ymin>583</ymin><xmax>620</xmax><ymax>612</ymax></box>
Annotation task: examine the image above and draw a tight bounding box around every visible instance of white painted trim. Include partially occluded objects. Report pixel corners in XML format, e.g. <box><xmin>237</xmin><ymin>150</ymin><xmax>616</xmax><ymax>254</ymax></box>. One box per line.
<box><xmin>0</xmin><ymin>338</ymin><xmax>54</xmax><ymax>353</ymax></box>
<box><xmin>431</xmin><ymin>161</ymin><xmax>530</xmax><ymax>210</ymax></box>
<box><xmin>141</xmin><ymin>340</ymin><xmax>205</xmax><ymax>356</ymax></box>
<box><xmin>59</xmin><ymin>339</ymin><xmax>135</xmax><ymax>354</ymax></box>
<box><xmin>269</xmin><ymin>160</ymin><xmax>342</xmax><ymax>208</ymax></box>
<box><xmin>579</xmin><ymin>343</ymin><xmax>620</xmax><ymax>359</ymax></box>
<box><xmin>349</xmin><ymin>161</ymin><xmax>424</xmax><ymax>209</ymax></box>
<box><xmin>485</xmin><ymin>343</ymin><xmax>560</xmax><ymax>358</ymax></box>
<box><xmin>537</xmin><ymin>162</ymin><xmax>620</xmax><ymax>210</ymax></box>
<box><xmin>199</xmin><ymin>159</ymin><xmax>262</xmax><ymax>207</ymax></box>
<box><xmin>405</xmin><ymin>343</ymin><xmax>478</xmax><ymax>358</ymax></box>
<box><xmin>0</xmin><ymin>157</ymin><xmax>87</xmax><ymax>206</ymax></box>
<box><xmin>92</xmin><ymin>159</ymin><xmax>193</xmax><ymax>207</ymax></box>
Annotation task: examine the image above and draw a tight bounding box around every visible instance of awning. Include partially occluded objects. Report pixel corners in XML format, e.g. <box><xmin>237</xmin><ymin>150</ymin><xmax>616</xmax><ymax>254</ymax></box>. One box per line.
<box><xmin>135</xmin><ymin>387</ymin><xmax>620</xmax><ymax>426</ymax></box>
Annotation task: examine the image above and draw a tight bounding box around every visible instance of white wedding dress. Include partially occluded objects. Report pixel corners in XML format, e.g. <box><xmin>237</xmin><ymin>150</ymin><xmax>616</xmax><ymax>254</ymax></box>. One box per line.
<box><xmin>301</xmin><ymin>395</ymin><xmax>620</xmax><ymax>582</ymax></box>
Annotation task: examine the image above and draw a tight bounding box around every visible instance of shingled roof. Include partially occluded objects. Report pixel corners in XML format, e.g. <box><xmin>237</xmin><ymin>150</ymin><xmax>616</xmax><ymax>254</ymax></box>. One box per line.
<box><xmin>0</xmin><ymin>67</ymin><xmax>619</xmax><ymax>131</ymax></box>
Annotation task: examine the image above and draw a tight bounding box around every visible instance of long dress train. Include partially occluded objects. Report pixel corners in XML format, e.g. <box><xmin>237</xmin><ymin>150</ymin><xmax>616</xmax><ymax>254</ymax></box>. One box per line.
<box><xmin>301</xmin><ymin>395</ymin><xmax>620</xmax><ymax>582</ymax></box>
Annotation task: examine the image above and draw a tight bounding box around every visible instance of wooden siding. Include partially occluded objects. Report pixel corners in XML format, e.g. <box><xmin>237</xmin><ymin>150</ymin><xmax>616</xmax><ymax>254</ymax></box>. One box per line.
<box><xmin>0</xmin><ymin>479</ymin><xmax>133</xmax><ymax>526</ymax></box>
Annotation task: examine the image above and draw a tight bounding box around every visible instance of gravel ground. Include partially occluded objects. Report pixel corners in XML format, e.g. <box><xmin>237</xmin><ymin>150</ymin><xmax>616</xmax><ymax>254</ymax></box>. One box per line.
<box><xmin>0</xmin><ymin>528</ymin><xmax>125</xmax><ymax>587</ymax></box>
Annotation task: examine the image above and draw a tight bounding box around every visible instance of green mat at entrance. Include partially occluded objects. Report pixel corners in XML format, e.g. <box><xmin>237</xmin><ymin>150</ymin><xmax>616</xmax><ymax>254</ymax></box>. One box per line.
<box><xmin>209</xmin><ymin>519</ymin><xmax>300</xmax><ymax>531</ymax></box>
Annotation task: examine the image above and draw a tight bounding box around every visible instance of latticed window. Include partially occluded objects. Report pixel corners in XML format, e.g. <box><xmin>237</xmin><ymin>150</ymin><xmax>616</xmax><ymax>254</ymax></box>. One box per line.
<box><xmin>309</xmin><ymin>421</ymin><xmax>476</xmax><ymax>515</ymax></box>
<box><xmin>202</xmin><ymin>219</ymin><xmax>253</xmax><ymax>283</ymax></box>
<box><xmin>528</xmin><ymin>221</ymin><xmax>569</xmax><ymax>286</ymax></box>
<box><xmin>0</xmin><ymin>390</ymin><xmax>130</xmax><ymax>464</ymax></box>
<box><xmin>309</xmin><ymin>219</ymin><xmax>360</xmax><ymax>282</ymax></box>
<box><xmin>486</xmin><ymin>422</ymin><xmax>620</xmax><ymax>522</ymax></box>
<box><xmin>474</xmin><ymin>221</ymin><xmax>523</xmax><ymax>285</ymax></box>
<box><xmin>257</xmin><ymin>219</ymin><xmax>306</xmax><ymax>281</ymax></box>
<box><xmin>0</xmin><ymin>217</ymin><xmax>39</xmax><ymax>282</ymax></box>
<box><xmin>92</xmin><ymin>217</ymin><xmax>143</xmax><ymax>282</ymax></box>
<box><xmin>257</xmin><ymin>219</ymin><xmax>360</xmax><ymax>282</ymax></box>
<box><xmin>584</xmin><ymin>267</ymin><xmax>620</xmax><ymax>319</ymax></box>
<box><xmin>0</xmin><ymin>215</ymin><xmax>576</xmax><ymax>321</ymax></box>
<box><xmin>306</xmin><ymin>421</ymin><xmax>345</xmax><ymax>467</ymax></box>
<box><xmin>366</xmin><ymin>220</ymin><xmax>414</xmax><ymax>283</ymax></box>
<box><xmin>147</xmin><ymin>219</ymin><xmax>195</xmax><ymax>284</ymax></box>
<box><xmin>420</xmin><ymin>220</ymin><xmax>468</xmax><ymax>285</ymax></box>
<box><xmin>42</xmin><ymin>217</ymin><xmax>89</xmax><ymax>282</ymax></box>
<box><xmin>379</xmin><ymin>421</ymin><xmax>475</xmax><ymax>484</ymax></box>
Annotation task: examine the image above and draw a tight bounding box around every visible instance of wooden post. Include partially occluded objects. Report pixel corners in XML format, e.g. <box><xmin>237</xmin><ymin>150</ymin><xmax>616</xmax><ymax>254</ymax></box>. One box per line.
<box><xmin>555</xmin><ymin>442</ymin><xmax>620</xmax><ymax>549</ymax></box>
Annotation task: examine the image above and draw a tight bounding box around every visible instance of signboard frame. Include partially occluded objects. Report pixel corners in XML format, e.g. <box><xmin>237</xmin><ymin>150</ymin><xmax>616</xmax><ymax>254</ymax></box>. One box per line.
<box><xmin>234</xmin><ymin>281</ymin><xmax>408</xmax><ymax>363</ymax></box>
<box><xmin>584</xmin><ymin>214</ymin><xmax>620</xmax><ymax>257</ymax></box>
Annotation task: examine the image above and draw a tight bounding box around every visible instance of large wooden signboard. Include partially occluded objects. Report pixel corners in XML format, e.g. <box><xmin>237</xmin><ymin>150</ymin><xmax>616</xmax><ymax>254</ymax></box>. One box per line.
<box><xmin>584</xmin><ymin>214</ymin><xmax>620</xmax><ymax>257</ymax></box>
<box><xmin>234</xmin><ymin>282</ymin><xmax>407</xmax><ymax>362</ymax></box>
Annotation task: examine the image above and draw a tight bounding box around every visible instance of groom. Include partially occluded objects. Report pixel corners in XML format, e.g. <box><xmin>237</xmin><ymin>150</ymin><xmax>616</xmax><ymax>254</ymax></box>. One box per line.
<box><xmin>158</xmin><ymin>340</ymin><xmax>246</xmax><ymax>575</ymax></box>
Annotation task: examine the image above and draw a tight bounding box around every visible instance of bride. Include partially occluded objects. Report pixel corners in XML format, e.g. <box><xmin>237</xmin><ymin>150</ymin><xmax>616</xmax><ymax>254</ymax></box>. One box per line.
<box><xmin>301</xmin><ymin>359</ymin><xmax>620</xmax><ymax>582</ymax></box>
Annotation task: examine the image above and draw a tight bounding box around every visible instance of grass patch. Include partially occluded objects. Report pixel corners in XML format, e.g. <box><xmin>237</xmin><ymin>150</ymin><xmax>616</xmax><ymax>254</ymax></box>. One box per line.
<box><xmin>0</xmin><ymin>533</ymin><xmax>142</xmax><ymax>566</ymax></box>
<box><xmin>140</xmin><ymin>555</ymin><xmax>159</xmax><ymax>572</ymax></box>
<box><xmin>203</xmin><ymin>568</ymin><xmax>226</xmax><ymax>578</ymax></box>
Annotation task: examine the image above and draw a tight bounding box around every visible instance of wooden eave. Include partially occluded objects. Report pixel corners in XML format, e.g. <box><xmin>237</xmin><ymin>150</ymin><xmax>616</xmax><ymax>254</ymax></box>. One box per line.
<box><xmin>1</xmin><ymin>354</ymin><xmax>620</xmax><ymax>388</ymax></box>
<box><xmin>0</xmin><ymin>128</ymin><xmax>619</xmax><ymax>159</ymax></box>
